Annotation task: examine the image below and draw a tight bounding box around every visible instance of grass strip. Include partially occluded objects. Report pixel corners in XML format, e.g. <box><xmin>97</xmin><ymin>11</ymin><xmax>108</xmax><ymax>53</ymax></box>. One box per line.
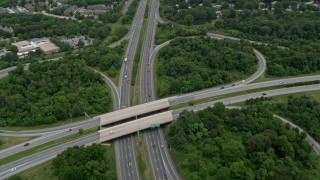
<box><xmin>0</xmin><ymin>127</ymin><xmax>99</xmax><ymax>166</ymax></box>
<box><xmin>134</xmin><ymin>133</ymin><xmax>154</xmax><ymax>180</ymax></box>
<box><xmin>130</xmin><ymin>8</ymin><xmax>148</xmax><ymax>86</ymax></box>
<box><xmin>0</xmin><ymin>136</ymin><xmax>37</xmax><ymax>151</ymax></box>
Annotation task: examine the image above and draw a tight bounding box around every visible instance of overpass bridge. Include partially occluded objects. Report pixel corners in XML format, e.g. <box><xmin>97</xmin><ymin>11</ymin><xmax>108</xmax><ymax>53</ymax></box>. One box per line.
<box><xmin>98</xmin><ymin>98</ymin><xmax>174</xmax><ymax>142</ymax></box>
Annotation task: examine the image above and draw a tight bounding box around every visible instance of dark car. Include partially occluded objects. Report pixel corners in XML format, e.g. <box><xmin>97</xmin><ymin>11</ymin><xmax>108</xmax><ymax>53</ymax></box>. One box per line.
<box><xmin>164</xmin><ymin>173</ymin><xmax>168</xmax><ymax>179</ymax></box>
<box><xmin>221</xmin><ymin>86</ymin><xmax>224</xmax><ymax>89</ymax></box>
<box><xmin>24</xmin><ymin>143</ymin><xmax>30</xmax><ymax>147</ymax></box>
<box><xmin>262</xmin><ymin>93</ymin><xmax>267</xmax><ymax>96</ymax></box>
<box><xmin>232</xmin><ymin>84</ymin><xmax>236</xmax><ymax>86</ymax></box>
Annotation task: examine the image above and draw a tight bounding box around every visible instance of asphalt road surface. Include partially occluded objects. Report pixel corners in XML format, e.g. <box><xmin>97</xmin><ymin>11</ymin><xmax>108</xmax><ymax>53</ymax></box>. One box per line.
<box><xmin>116</xmin><ymin>0</ymin><xmax>147</xmax><ymax>179</ymax></box>
<box><xmin>0</xmin><ymin>120</ymin><xmax>98</xmax><ymax>159</ymax></box>
<box><xmin>169</xmin><ymin>75</ymin><xmax>320</xmax><ymax>105</ymax></box>
<box><xmin>173</xmin><ymin>84</ymin><xmax>320</xmax><ymax>116</ymax></box>
<box><xmin>93</xmin><ymin>69</ymin><xmax>120</xmax><ymax>110</ymax></box>
<box><xmin>140</xmin><ymin>0</ymin><xmax>180</xmax><ymax>179</ymax></box>
<box><xmin>122</xmin><ymin>0</ymin><xmax>134</xmax><ymax>14</ymax></box>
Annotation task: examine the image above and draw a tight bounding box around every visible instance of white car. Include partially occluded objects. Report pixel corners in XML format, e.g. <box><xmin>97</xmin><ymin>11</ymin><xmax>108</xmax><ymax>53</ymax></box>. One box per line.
<box><xmin>11</xmin><ymin>167</ymin><xmax>16</xmax><ymax>172</ymax></box>
<box><xmin>125</xmin><ymin>75</ymin><xmax>127</xmax><ymax>78</ymax></box>
<box><xmin>280</xmin><ymin>81</ymin><xmax>284</xmax><ymax>84</ymax></box>
<box><xmin>110</xmin><ymin>130</ymin><xmax>115</xmax><ymax>134</ymax></box>
<box><xmin>241</xmin><ymin>80</ymin><xmax>245</xmax><ymax>83</ymax></box>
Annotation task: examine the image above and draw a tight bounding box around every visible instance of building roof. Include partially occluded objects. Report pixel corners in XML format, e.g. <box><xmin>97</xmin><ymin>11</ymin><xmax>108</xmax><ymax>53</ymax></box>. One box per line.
<box><xmin>64</xmin><ymin>5</ymin><xmax>78</xmax><ymax>16</ymax></box>
<box><xmin>24</xmin><ymin>4</ymin><xmax>34</xmax><ymax>12</ymax></box>
<box><xmin>38</xmin><ymin>42</ymin><xmax>59</xmax><ymax>52</ymax></box>
<box><xmin>12</xmin><ymin>40</ymin><xmax>38</xmax><ymax>53</ymax></box>
<box><xmin>31</xmin><ymin>37</ymin><xmax>50</xmax><ymax>45</ymax></box>
<box><xmin>0</xmin><ymin>7</ymin><xmax>8</xmax><ymax>13</ymax></box>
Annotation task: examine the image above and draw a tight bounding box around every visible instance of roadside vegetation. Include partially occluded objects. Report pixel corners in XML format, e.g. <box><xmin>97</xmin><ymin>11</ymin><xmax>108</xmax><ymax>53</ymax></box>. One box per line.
<box><xmin>155</xmin><ymin>23</ymin><xmax>205</xmax><ymax>45</ymax></box>
<box><xmin>166</xmin><ymin>102</ymin><xmax>320</xmax><ymax>179</ymax></box>
<box><xmin>255</xmin><ymin>44</ymin><xmax>320</xmax><ymax>77</ymax></box>
<box><xmin>245</xmin><ymin>92</ymin><xmax>320</xmax><ymax>142</ymax></box>
<box><xmin>12</xmin><ymin>144</ymin><xmax>116</xmax><ymax>180</ymax></box>
<box><xmin>0</xmin><ymin>58</ymin><xmax>112</xmax><ymax>127</ymax></box>
<box><xmin>51</xmin><ymin>144</ymin><xmax>116</xmax><ymax>180</ymax></box>
<box><xmin>156</xmin><ymin>37</ymin><xmax>257</xmax><ymax>97</ymax></box>
<box><xmin>80</xmin><ymin>41</ymin><xmax>125</xmax><ymax>79</ymax></box>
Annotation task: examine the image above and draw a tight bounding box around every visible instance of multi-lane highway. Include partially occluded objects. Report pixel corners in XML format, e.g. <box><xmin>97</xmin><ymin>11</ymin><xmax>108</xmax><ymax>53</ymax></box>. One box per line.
<box><xmin>116</xmin><ymin>0</ymin><xmax>147</xmax><ymax>179</ymax></box>
<box><xmin>173</xmin><ymin>84</ymin><xmax>320</xmax><ymax>116</ymax></box>
<box><xmin>169</xmin><ymin>75</ymin><xmax>320</xmax><ymax>105</ymax></box>
<box><xmin>0</xmin><ymin>133</ymin><xmax>99</xmax><ymax>179</ymax></box>
<box><xmin>0</xmin><ymin>118</ymin><xmax>99</xmax><ymax>159</ymax></box>
<box><xmin>139</xmin><ymin>0</ymin><xmax>180</xmax><ymax>179</ymax></box>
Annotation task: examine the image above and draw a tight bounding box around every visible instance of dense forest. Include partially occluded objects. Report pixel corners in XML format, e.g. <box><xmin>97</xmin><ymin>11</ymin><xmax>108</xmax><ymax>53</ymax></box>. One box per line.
<box><xmin>159</xmin><ymin>0</ymin><xmax>320</xmax><ymax>77</ymax></box>
<box><xmin>166</xmin><ymin>102</ymin><xmax>320</xmax><ymax>179</ymax></box>
<box><xmin>215</xmin><ymin>4</ymin><xmax>320</xmax><ymax>43</ymax></box>
<box><xmin>0</xmin><ymin>14</ymin><xmax>111</xmax><ymax>40</ymax></box>
<box><xmin>79</xmin><ymin>41</ymin><xmax>125</xmax><ymax>78</ymax></box>
<box><xmin>156</xmin><ymin>37</ymin><xmax>257</xmax><ymax>97</ymax></box>
<box><xmin>0</xmin><ymin>58</ymin><xmax>112</xmax><ymax>126</ymax></box>
<box><xmin>52</xmin><ymin>144</ymin><xmax>116</xmax><ymax>180</ymax></box>
<box><xmin>246</xmin><ymin>95</ymin><xmax>320</xmax><ymax>142</ymax></box>
<box><xmin>160</xmin><ymin>0</ymin><xmax>216</xmax><ymax>25</ymax></box>
<box><xmin>255</xmin><ymin>44</ymin><xmax>320</xmax><ymax>77</ymax></box>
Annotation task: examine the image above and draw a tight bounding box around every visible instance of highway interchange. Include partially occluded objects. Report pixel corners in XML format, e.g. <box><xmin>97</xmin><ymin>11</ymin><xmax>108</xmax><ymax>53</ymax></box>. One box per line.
<box><xmin>0</xmin><ymin>0</ymin><xmax>320</xmax><ymax>180</ymax></box>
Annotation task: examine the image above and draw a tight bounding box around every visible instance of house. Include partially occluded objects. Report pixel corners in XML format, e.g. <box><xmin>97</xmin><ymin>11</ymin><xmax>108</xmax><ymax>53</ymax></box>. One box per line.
<box><xmin>38</xmin><ymin>43</ymin><xmax>60</xmax><ymax>54</ymax></box>
<box><xmin>0</xmin><ymin>26</ymin><xmax>14</xmax><ymax>34</ymax></box>
<box><xmin>259</xmin><ymin>2</ymin><xmax>265</xmax><ymax>9</ymax></box>
<box><xmin>30</xmin><ymin>38</ymin><xmax>60</xmax><ymax>54</ymax></box>
<box><xmin>0</xmin><ymin>7</ymin><xmax>8</xmax><ymax>13</ymax></box>
<box><xmin>38</xmin><ymin>1</ymin><xmax>47</xmax><ymax>7</ymax></box>
<box><xmin>63</xmin><ymin>5</ymin><xmax>78</xmax><ymax>16</ymax></box>
<box><xmin>24</xmin><ymin>3</ymin><xmax>34</xmax><ymax>12</ymax></box>
<box><xmin>12</xmin><ymin>38</ymin><xmax>60</xmax><ymax>56</ymax></box>
<box><xmin>12</xmin><ymin>40</ymin><xmax>38</xmax><ymax>56</ymax></box>
<box><xmin>83</xmin><ymin>5</ymin><xmax>113</xmax><ymax>15</ymax></box>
